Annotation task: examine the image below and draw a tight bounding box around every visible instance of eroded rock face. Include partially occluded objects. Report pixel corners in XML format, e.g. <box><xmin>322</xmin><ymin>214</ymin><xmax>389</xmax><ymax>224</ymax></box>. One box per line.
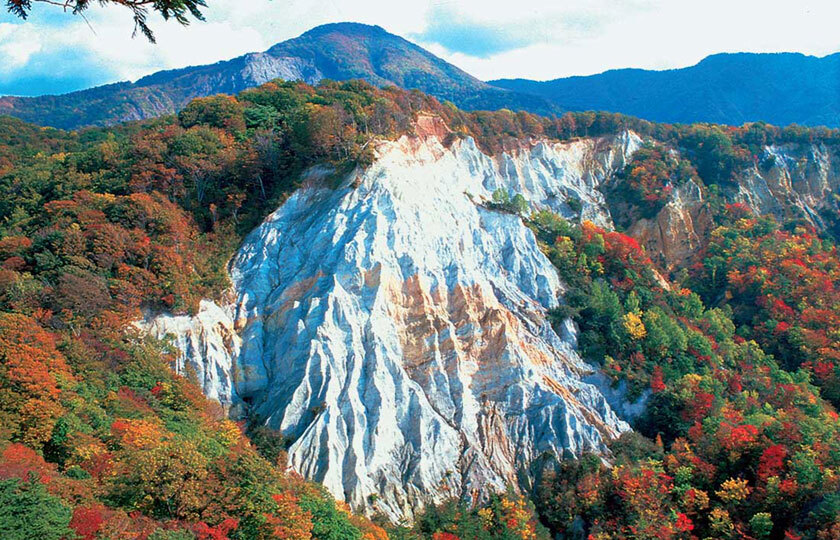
<box><xmin>629</xmin><ymin>179</ymin><xmax>712</xmax><ymax>271</ymax></box>
<box><xmin>228</xmin><ymin>135</ymin><xmax>637</xmax><ymax>520</ymax></box>
<box><xmin>735</xmin><ymin>143</ymin><xmax>840</xmax><ymax>226</ymax></box>
<box><xmin>144</xmin><ymin>133</ymin><xmax>641</xmax><ymax>521</ymax></box>
<box><xmin>138</xmin><ymin>300</ymin><xmax>240</xmax><ymax>411</ymax></box>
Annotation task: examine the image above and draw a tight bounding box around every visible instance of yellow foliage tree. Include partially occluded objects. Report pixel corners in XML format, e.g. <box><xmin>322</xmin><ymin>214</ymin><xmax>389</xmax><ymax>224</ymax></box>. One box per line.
<box><xmin>716</xmin><ymin>477</ymin><xmax>751</xmax><ymax>504</ymax></box>
<box><xmin>623</xmin><ymin>312</ymin><xmax>647</xmax><ymax>340</ymax></box>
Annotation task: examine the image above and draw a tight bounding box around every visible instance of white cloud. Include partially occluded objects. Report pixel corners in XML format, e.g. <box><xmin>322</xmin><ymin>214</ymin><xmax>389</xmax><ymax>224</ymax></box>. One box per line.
<box><xmin>0</xmin><ymin>0</ymin><xmax>839</xmax><ymax>94</ymax></box>
<box><xmin>0</xmin><ymin>23</ymin><xmax>42</xmax><ymax>68</ymax></box>
<box><xmin>415</xmin><ymin>0</ymin><xmax>840</xmax><ymax>80</ymax></box>
<box><xmin>4</xmin><ymin>7</ymin><xmax>267</xmax><ymax>81</ymax></box>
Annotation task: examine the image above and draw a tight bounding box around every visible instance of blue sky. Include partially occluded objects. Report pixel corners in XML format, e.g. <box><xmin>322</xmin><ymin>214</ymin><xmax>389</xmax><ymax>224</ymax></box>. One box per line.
<box><xmin>1</xmin><ymin>0</ymin><xmax>839</xmax><ymax>96</ymax></box>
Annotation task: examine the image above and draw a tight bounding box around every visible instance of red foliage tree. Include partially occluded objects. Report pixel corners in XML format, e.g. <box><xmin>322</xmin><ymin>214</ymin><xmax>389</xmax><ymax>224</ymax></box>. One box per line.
<box><xmin>650</xmin><ymin>366</ymin><xmax>666</xmax><ymax>393</ymax></box>
<box><xmin>193</xmin><ymin>518</ymin><xmax>239</xmax><ymax>540</ymax></box>
<box><xmin>69</xmin><ymin>505</ymin><xmax>107</xmax><ymax>540</ymax></box>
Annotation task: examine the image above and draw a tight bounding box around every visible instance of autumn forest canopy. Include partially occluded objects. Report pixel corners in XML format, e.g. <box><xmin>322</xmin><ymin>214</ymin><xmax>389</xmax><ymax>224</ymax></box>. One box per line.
<box><xmin>1</xmin><ymin>78</ymin><xmax>840</xmax><ymax>539</ymax></box>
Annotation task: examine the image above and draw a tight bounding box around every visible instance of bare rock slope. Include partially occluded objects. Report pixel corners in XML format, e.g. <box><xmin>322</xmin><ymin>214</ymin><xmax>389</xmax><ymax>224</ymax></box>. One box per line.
<box><xmin>146</xmin><ymin>132</ymin><xmax>642</xmax><ymax>521</ymax></box>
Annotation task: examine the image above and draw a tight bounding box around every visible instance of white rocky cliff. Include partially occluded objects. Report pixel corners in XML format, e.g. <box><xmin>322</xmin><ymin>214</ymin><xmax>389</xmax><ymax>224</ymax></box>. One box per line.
<box><xmin>735</xmin><ymin>142</ymin><xmax>840</xmax><ymax>226</ymax></box>
<box><xmin>139</xmin><ymin>300</ymin><xmax>241</xmax><ymax>410</ymax></box>
<box><xmin>144</xmin><ymin>131</ymin><xmax>644</xmax><ymax>521</ymax></box>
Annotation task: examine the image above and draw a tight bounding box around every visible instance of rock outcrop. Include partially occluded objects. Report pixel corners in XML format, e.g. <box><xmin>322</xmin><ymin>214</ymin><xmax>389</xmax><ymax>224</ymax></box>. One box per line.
<box><xmin>735</xmin><ymin>143</ymin><xmax>840</xmax><ymax>226</ymax></box>
<box><xmin>138</xmin><ymin>300</ymin><xmax>241</xmax><ymax>411</ymax></box>
<box><xmin>485</xmin><ymin>131</ymin><xmax>642</xmax><ymax>227</ymax></box>
<box><xmin>143</xmin><ymin>132</ymin><xmax>642</xmax><ymax>521</ymax></box>
<box><xmin>629</xmin><ymin>179</ymin><xmax>712</xmax><ymax>271</ymax></box>
<box><xmin>622</xmin><ymin>141</ymin><xmax>840</xmax><ymax>272</ymax></box>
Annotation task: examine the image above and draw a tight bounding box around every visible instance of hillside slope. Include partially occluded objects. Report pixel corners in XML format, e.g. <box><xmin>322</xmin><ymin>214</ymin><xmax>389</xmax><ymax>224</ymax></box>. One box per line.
<box><xmin>492</xmin><ymin>52</ymin><xmax>840</xmax><ymax>127</ymax></box>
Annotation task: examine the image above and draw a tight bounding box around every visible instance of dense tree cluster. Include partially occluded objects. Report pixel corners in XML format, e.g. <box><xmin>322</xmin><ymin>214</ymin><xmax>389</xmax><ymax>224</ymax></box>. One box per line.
<box><xmin>0</xmin><ymin>309</ymin><xmax>384</xmax><ymax>538</ymax></box>
<box><xmin>531</xmin><ymin>214</ymin><xmax>840</xmax><ymax>539</ymax></box>
<box><xmin>608</xmin><ymin>143</ymin><xmax>701</xmax><ymax>225</ymax></box>
<box><xmin>691</xmin><ymin>206</ymin><xmax>840</xmax><ymax>406</ymax></box>
<box><xmin>390</xmin><ymin>492</ymin><xmax>549</xmax><ymax>540</ymax></box>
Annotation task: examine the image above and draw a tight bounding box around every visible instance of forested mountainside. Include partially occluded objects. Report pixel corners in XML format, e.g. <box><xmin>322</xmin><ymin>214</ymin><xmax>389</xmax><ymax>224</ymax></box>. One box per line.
<box><xmin>492</xmin><ymin>52</ymin><xmax>840</xmax><ymax>128</ymax></box>
<box><xmin>0</xmin><ymin>23</ymin><xmax>554</xmax><ymax>131</ymax></box>
<box><xmin>2</xmin><ymin>79</ymin><xmax>840</xmax><ymax>539</ymax></box>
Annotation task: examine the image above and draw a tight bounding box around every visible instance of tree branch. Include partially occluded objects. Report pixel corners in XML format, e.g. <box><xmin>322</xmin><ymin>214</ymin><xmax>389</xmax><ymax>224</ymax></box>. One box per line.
<box><xmin>6</xmin><ymin>0</ymin><xmax>206</xmax><ymax>42</ymax></box>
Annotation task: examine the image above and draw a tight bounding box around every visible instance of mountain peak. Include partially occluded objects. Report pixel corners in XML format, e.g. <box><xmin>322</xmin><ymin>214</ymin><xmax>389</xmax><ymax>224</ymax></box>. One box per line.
<box><xmin>265</xmin><ymin>20</ymin><xmax>485</xmax><ymax>91</ymax></box>
<box><xmin>694</xmin><ymin>51</ymin><xmax>819</xmax><ymax>68</ymax></box>
<box><xmin>299</xmin><ymin>21</ymin><xmax>391</xmax><ymax>38</ymax></box>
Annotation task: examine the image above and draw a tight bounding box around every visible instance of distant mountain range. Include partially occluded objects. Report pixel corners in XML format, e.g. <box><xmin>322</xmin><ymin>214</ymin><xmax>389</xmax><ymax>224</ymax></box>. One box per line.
<box><xmin>2</xmin><ymin>23</ymin><xmax>839</xmax><ymax>130</ymax></box>
<box><xmin>0</xmin><ymin>23</ymin><xmax>555</xmax><ymax>130</ymax></box>
<box><xmin>492</xmin><ymin>52</ymin><xmax>840</xmax><ymax>128</ymax></box>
